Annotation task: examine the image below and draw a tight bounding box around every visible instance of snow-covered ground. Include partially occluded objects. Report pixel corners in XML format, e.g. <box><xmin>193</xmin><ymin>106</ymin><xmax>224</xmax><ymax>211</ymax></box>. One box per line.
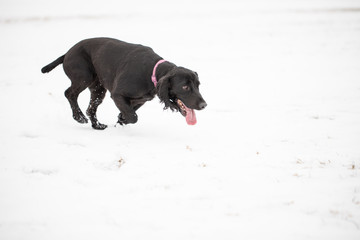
<box><xmin>1</xmin><ymin>0</ymin><xmax>360</xmax><ymax>239</ymax></box>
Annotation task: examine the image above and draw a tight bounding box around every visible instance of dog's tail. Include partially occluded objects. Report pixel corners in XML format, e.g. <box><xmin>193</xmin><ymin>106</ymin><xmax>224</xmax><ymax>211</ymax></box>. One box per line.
<box><xmin>41</xmin><ymin>55</ymin><xmax>65</xmax><ymax>73</ymax></box>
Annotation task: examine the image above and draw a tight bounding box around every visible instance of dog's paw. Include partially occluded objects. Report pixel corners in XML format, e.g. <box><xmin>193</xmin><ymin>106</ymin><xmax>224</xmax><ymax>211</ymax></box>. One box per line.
<box><xmin>117</xmin><ymin>113</ymin><xmax>127</xmax><ymax>125</ymax></box>
<box><xmin>73</xmin><ymin>114</ymin><xmax>88</xmax><ymax>124</ymax></box>
<box><xmin>92</xmin><ymin>123</ymin><xmax>107</xmax><ymax>130</ymax></box>
<box><xmin>117</xmin><ymin>113</ymin><xmax>138</xmax><ymax>125</ymax></box>
<box><xmin>117</xmin><ymin>119</ymin><xmax>126</xmax><ymax>126</ymax></box>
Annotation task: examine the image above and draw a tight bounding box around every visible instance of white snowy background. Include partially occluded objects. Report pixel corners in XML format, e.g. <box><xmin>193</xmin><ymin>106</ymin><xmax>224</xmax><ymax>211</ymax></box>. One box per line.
<box><xmin>0</xmin><ymin>0</ymin><xmax>360</xmax><ymax>239</ymax></box>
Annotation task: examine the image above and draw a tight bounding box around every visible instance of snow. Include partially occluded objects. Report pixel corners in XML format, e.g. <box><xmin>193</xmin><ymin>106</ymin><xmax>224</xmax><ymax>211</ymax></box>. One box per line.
<box><xmin>1</xmin><ymin>0</ymin><xmax>360</xmax><ymax>239</ymax></box>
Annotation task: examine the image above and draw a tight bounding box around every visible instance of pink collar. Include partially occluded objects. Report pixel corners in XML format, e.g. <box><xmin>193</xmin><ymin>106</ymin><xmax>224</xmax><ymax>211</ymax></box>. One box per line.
<box><xmin>151</xmin><ymin>59</ymin><xmax>166</xmax><ymax>87</ymax></box>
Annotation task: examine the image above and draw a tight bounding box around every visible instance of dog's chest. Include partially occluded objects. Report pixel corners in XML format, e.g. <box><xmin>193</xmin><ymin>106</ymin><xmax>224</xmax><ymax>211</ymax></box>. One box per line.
<box><xmin>129</xmin><ymin>88</ymin><xmax>156</xmax><ymax>107</ymax></box>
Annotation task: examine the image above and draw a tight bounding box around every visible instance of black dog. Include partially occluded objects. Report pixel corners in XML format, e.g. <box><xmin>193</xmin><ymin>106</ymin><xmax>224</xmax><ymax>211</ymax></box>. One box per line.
<box><xmin>41</xmin><ymin>38</ymin><xmax>207</xmax><ymax>129</ymax></box>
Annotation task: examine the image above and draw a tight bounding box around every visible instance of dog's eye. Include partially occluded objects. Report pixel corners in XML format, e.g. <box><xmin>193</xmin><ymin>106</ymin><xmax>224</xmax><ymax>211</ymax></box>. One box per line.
<box><xmin>182</xmin><ymin>85</ymin><xmax>190</xmax><ymax>91</ymax></box>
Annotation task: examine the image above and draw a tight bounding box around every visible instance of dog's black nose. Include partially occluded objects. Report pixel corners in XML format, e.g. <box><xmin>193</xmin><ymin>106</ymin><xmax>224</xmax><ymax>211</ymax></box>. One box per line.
<box><xmin>199</xmin><ymin>101</ymin><xmax>207</xmax><ymax>110</ymax></box>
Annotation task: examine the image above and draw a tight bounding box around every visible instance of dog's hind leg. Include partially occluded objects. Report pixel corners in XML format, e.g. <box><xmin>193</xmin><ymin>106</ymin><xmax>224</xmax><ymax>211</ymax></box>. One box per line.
<box><xmin>64</xmin><ymin>83</ymin><xmax>89</xmax><ymax>124</ymax></box>
<box><xmin>63</xmin><ymin>54</ymin><xmax>97</xmax><ymax>125</ymax></box>
<box><xmin>64</xmin><ymin>72</ymin><xmax>93</xmax><ymax>124</ymax></box>
<box><xmin>86</xmin><ymin>80</ymin><xmax>107</xmax><ymax>130</ymax></box>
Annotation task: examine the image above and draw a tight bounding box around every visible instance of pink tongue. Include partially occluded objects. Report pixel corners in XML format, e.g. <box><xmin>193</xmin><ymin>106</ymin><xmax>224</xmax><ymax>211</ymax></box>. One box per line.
<box><xmin>185</xmin><ymin>105</ymin><xmax>197</xmax><ymax>125</ymax></box>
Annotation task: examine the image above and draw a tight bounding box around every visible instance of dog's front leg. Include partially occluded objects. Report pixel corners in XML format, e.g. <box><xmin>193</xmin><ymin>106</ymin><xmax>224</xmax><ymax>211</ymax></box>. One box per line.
<box><xmin>112</xmin><ymin>94</ymin><xmax>138</xmax><ymax>125</ymax></box>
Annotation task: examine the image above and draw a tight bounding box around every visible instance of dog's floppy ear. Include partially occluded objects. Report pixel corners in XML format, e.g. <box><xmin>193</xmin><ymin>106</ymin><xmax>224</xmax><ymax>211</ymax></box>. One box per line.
<box><xmin>156</xmin><ymin>72</ymin><xmax>177</xmax><ymax>111</ymax></box>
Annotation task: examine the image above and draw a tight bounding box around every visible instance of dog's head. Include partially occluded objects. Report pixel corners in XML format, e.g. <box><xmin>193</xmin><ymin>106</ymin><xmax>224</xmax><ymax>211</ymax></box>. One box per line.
<box><xmin>157</xmin><ymin>67</ymin><xmax>207</xmax><ymax>125</ymax></box>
